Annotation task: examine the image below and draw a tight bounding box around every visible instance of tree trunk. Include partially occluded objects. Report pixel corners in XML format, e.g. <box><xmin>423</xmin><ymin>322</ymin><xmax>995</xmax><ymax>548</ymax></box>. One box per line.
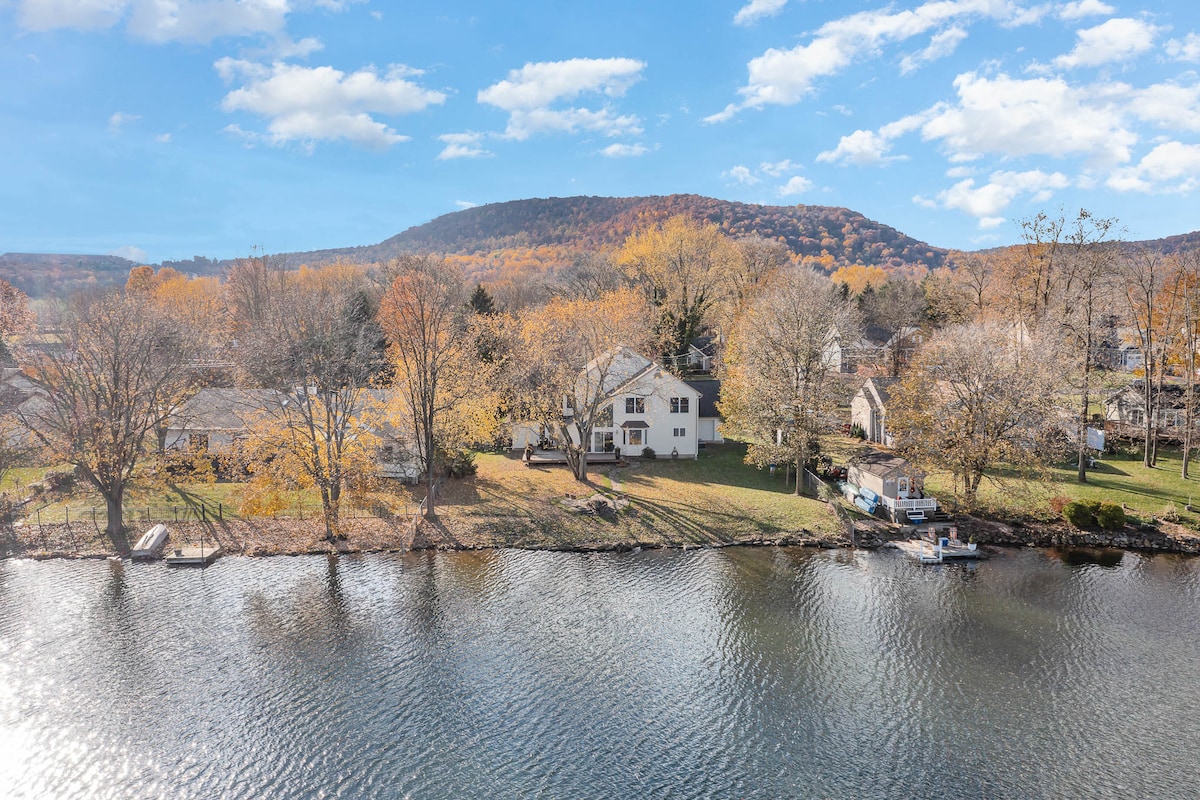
<box><xmin>1076</xmin><ymin>388</ymin><xmax>1089</xmax><ymax>483</ymax></box>
<box><xmin>105</xmin><ymin>488</ymin><xmax>124</xmax><ymax>542</ymax></box>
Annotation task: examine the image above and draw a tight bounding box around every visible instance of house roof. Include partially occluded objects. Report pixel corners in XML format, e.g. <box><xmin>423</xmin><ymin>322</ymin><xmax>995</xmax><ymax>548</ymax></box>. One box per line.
<box><xmin>688</xmin><ymin>336</ymin><xmax>716</xmax><ymax>357</ymax></box>
<box><xmin>849</xmin><ymin>449</ymin><xmax>917</xmax><ymax>478</ymax></box>
<box><xmin>620</xmin><ymin>420</ymin><xmax>650</xmax><ymax>429</ymax></box>
<box><xmin>1106</xmin><ymin>380</ymin><xmax>1197</xmax><ymax>411</ymax></box>
<box><xmin>171</xmin><ymin>388</ymin><xmax>281</xmax><ymax>431</ymax></box>
<box><xmin>684</xmin><ymin>379</ymin><xmax>721</xmax><ymax>418</ymax></box>
<box><xmin>859</xmin><ymin>376</ymin><xmax>899</xmax><ymax>408</ymax></box>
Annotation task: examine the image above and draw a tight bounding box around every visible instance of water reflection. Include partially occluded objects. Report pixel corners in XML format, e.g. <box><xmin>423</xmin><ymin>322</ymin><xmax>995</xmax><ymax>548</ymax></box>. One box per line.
<box><xmin>1</xmin><ymin>548</ymin><xmax>1198</xmax><ymax>799</ymax></box>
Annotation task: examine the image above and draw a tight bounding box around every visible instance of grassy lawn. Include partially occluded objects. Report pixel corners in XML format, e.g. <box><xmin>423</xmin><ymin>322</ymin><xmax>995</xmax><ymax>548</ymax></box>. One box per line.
<box><xmin>430</xmin><ymin>442</ymin><xmax>842</xmax><ymax>548</ymax></box>
<box><xmin>822</xmin><ymin>432</ymin><xmax>1200</xmax><ymax>527</ymax></box>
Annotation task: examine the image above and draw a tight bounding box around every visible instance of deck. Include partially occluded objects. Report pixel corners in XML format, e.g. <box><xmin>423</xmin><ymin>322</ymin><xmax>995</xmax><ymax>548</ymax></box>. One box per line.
<box><xmin>164</xmin><ymin>546</ymin><xmax>221</xmax><ymax>566</ymax></box>
<box><xmin>894</xmin><ymin>538</ymin><xmax>982</xmax><ymax>564</ymax></box>
<box><xmin>523</xmin><ymin>450</ymin><xmax>620</xmax><ymax>466</ymax></box>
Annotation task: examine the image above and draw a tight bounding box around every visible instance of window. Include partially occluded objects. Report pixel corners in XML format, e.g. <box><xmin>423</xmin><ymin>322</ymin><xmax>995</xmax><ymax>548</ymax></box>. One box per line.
<box><xmin>1130</xmin><ymin>408</ymin><xmax>1145</xmax><ymax>427</ymax></box>
<box><xmin>628</xmin><ymin>429</ymin><xmax>644</xmax><ymax>446</ymax></box>
<box><xmin>673</xmin><ymin>427</ymin><xmax>686</xmax><ymax>438</ymax></box>
<box><xmin>625</xmin><ymin>396</ymin><xmax>645</xmax><ymax>414</ymax></box>
<box><xmin>670</xmin><ymin>397</ymin><xmax>690</xmax><ymax>413</ymax></box>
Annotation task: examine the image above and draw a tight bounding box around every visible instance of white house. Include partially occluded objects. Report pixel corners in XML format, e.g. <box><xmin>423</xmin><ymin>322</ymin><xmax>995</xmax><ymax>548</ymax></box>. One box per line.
<box><xmin>847</xmin><ymin>450</ymin><xmax>937</xmax><ymax>524</ymax></box>
<box><xmin>512</xmin><ymin>346</ymin><xmax>703</xmax><ymax>458</ymax></box>
<box><xmin>850</xmin><ymin>377</ymin><xmax>899</xmax><ymax>445</ymax></box>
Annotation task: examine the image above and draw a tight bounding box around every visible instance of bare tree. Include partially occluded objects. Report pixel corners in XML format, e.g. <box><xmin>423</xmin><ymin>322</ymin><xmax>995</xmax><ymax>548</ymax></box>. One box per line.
<box><xmin>379</xmin><ymin>255</ymin><xmax>480</xmax><ymax>520</ymax></box>
<box><xmin>19</xmin><ymin>290</ymin><xmax>197</xmax><ymax>543</ymax></box>
<box><xmin>234</xmin><ymin>264</ymin><xmax>388</xmax><ymax>539</ymax></box>
<box><xmin>720</xmin><ymin>267</ymin><xmax>859</xmax><ymax>495</ymax></box>
<box><xmin>888</xmin><ymin>322</ymin><xmax>1062</xmax><ymax>511</ymax></box>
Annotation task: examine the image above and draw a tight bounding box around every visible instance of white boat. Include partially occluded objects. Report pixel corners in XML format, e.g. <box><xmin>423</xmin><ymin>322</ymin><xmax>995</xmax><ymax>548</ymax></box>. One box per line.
<box><xmin>130</xmin><ymin>524</ymin><xmax>169</xmax><ymax>559</ymax></box>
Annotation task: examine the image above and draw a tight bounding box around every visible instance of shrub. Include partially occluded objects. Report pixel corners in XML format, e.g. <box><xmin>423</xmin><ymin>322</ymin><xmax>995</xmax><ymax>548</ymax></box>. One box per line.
<box><xmin>447</xmin><ymin>450</ymin><xmax>477</xmax><ymax>479</ymax></box>
<box><xmin>1062</xmin><ymin>501</ymin><xmax>1095</xmax><ymax>529</ymax></box>
<box><xmin>1160</xmin><ymin>503</ymin><xmax>1181</xmax><ymax>524</ymax></box>
<box><xmin>849</xmin><ymin>423</ymin><xmax>866</xmax><ymax>440</ymax></box>
<box><xmin>1049</xmin><ymin>496</ymin><xmax>1071</xmax><ymax>516</ymax></box>
<box><xmin>1095</xmin><ymin>502</ymin><xmax>1126</xmax><ymax>531</ymax></box>
<box><xmin>43</xmin><ymin>468</ymin><xmax>77</xmax><ymax>493</ymax></box>
<box><xmin>641</xmin><ymin>447</ymin><xmax>656</xmax><ymax>460</ymax></box>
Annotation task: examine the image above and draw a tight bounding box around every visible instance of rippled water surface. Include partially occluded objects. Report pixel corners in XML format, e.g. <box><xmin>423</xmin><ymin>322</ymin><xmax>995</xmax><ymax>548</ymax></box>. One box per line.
<box><xmin>2</xmin><ymin>546</ymin><xmax>1199</xmax><ymax>799</ymax></box>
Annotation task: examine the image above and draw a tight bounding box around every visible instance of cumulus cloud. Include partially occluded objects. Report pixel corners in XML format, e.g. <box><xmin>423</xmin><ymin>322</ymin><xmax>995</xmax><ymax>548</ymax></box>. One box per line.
<box><xmin>706</xmin><ymin>0</ymin><xmax>1038</xmax><ymax>122</ymax></box>
<box><xmin>478</xmin><ymin>58</ymin><xmax>646</xmax><ymax>140</ymax></box>
<box><xmin>599</xmin><ymin>143</ymin><xmax>648</xmax><ymax>157</ymax></box>
<box><xmin>734</xmin><ymin>0</ymin><xmax>787</xmax><ymax>27</ymax></box>
<box><xmin>936</xmin><ymin>169</ymin><xmax>1070</xmax><ymax>225</ymax></box>
<box><xmin>900</xmin><ymin>26</ymin><xmax>968</xmax><ymax>74</ymax></box>
<box><xmin>455</xmin><ymin>200</ymin><xmax>478</xmax><ymax>209</ymax></box>
<box><xmin>759</xmin><ymin>159</ymin><xmax>796</xmax><ymax>176</ymax></box>
<box><xmin>1107</xmin><ymin>142</ymin><xmax>1200</xmax><ymax>193</ymax></box>
<box><xmin>723</xmin><ymin>165</ymin><xmax>760</xmax><ymax>185</ymax></box>
<box><xmin>777</xmin><ymin>175</ymin><xmax>814</xmax><ymax>197</ymax></box>
<box><xmin>1167</xmin><ymin>33</ymin><xmax>1200</xmax><ymax>63</ymax></box>
<box><xmin>1058</xmin><ymin>0</ymin><xmax>1115</xmax><ymax>21</ymax></box>
<box><xmin>437</xmin><ymin>132</ymin><xmax>490</xmax><ymax>160</ymax></box>
<box><xmin>1053</xmin><ymin>18</ymin><xmax>1160</xmax><ymax>69</ymax></box>
<box><xmin>111</xmin><ymin>245</ymin><xmax>148</xmax><ymax>262</ymax></box>
<box><xmin>817</xmin><ymin>113</ymin><xmax>928</xmax><ymax>165</ymax></box>
<box><xmin>218</xmin><ymin>60</ymin><xmax>446</xmax><ymax>149</ymax></box>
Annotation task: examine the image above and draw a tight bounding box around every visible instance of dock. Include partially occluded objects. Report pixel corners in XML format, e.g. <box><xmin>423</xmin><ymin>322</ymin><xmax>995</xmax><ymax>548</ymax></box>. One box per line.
<box><xmin>894</xmin><ymin>538</ymin><xmax>982</xmax><ymax>564</ymax></box>
<box><xmin>164</xmin><ymin>546</ymin><xmax>221</xmax><ymax>566</ymax></box>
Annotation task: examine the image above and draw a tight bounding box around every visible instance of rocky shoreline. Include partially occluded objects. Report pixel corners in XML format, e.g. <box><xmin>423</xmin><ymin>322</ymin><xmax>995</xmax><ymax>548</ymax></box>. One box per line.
<box><xmin>2</xmin><ymin>509</ymin><xmax>1199</xmax><ymax>561</ymax></box>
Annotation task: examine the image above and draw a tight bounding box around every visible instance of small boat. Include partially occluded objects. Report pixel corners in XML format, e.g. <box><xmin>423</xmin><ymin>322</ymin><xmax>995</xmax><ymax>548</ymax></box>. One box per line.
<box><xmin>131</xmin><ymin>524</ymin><xmax>169</xmax><ymax>560</ymax></box>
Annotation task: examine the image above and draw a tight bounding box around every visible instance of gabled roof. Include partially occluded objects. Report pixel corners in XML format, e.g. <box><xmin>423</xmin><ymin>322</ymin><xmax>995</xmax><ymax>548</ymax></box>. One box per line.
<box><xmin>170</xmin><ymin>388</ymin><xmax>281</xmax><ymax>431</ymax></box>
<box><xmin>1106</xmin><ymin>380</ymin><xmax>1198</xmax><ymax>411</ymax></box>
<box><xmin>849</xmin><ymin>449</ymin><xmax>919</xmax><ymax>479</ymax></box>
<box><xmin>858</xmin><ymin>376</ymin><xmax>899</xmax><ymax>408</ymax></box>
<box><xmin>684</xmin><ymin>379</ymin><xmax>721</xmax><ymax>418</ymax></box>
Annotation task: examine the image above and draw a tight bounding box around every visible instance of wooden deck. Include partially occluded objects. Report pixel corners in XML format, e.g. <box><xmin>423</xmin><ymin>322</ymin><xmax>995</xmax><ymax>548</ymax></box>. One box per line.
<box><xmin>523</xmin><ymin>450</ymin><xmax>620</xmax><ymax>466</ymax></box>
<box><xmin>894</xmin><ymin>539</ymin><xmax>982</xmax><ymax>564</ymax></box>
<box><xmin>164</xmin><ymin>546</ymin><xmax>221</xmax><ymax>566</ymax></box>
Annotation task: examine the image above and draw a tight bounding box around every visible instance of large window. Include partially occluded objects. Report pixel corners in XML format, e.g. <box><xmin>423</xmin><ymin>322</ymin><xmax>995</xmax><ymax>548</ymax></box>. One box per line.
<box><xmin>628</xmin><ymin>429</ymin><xmax>644</xmax><ymax>446</ymax></box>
<box><xmin>625</xmin><ymin>396</ymin><xmax>645</xmax><ymax>414</ymax></box>
<box><xmin>670</xmin><ymin>397</ymin><xmax>690</xmax><ymax>413</ymax></box>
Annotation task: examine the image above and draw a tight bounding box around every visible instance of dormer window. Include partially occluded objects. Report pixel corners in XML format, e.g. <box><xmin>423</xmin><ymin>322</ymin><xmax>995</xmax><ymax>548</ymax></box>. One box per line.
<box><xmin>625</xmin><ymin>397</ymin><xmax>645</xmax><ymax>414</ymax></box>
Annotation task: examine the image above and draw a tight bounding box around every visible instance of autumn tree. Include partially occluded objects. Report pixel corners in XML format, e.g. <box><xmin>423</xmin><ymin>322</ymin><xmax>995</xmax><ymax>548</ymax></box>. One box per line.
<box><xmin>0</xmin><ymin>279</ymin><xmax>34</xmax><ymax>364</ymax></box>
<box><xmin>616</xmin><ymin>216</ymin><xmax>738</xmax><ymax>370</ymax></box>
<box><xmin>831</xmin><ymin>263</ymin><xmax>888</xmax><ymax>298</ymax></box>
<box><xmin>233</xmin><ymin>262</ymin><xmax>388</xmax><ymax>539</ymax></box>
<box><xmin>379</xmin><ymin>255</ymin><xmax>498</xmax><ymax>519</ymax></box>
<box><xmin>719</xmin><ymin>267</ymin><xmax>858</xmax><ymax>495</ymax></box>
<box><xmin>1169</xmin><ymin>251</ymin><xmax>1200</xmax><ymax>478</ymax></box>
<box><xmin>505</xmin><ymin>288</ymin><xmax>656</xmax><ymax>482</ymax></box>
<box><xmin>861</xmin><ymin>277</ymin><xmax>927</xmax><ymax>377</ymax></box>
<box><xmin>888</xmin><ymin>323</ymin><xmax>1063</xmax><ymax>511</ymax></box>
<box><xmin>19</xmin><ymin>290</ymin><xmax>198</xmax><ymax>542</ymax></box>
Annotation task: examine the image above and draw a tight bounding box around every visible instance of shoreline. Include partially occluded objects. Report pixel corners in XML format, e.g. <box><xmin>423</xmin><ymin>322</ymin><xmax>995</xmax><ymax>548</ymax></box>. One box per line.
<box><xmin>3</xmin><ymin>512</ymin><xmax>1198</xmax><ymax>561</ymax></box>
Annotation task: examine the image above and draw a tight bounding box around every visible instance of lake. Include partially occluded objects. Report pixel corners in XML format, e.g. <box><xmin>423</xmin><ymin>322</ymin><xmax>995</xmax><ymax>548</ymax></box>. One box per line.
<box><xmin>2</xmin><ymin>546</ymin><xmax>1198</xmax><ymax>799</ymax></box>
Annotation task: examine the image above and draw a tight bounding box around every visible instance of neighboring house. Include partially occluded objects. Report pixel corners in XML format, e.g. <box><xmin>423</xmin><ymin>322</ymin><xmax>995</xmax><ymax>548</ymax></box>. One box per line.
<box><xmin>684</xmin><ymin>378</ymin><xmax>724</xmax><ymax>444</ymax></box>
<box><xmin>1104</xmin><ymin>381</ymin><xmax>1199</xmax><ymax>441</ymax></box>
<box><xmin>1097</xmin><ymin>325</ymin><xmax>1144</xmax><ymax>372</ymax></box>
<box><xmin>686</xmin><ymin>336</ymin><xmax>717</xmax><ymax>373</ymax></box>
<box><xmin>166</xmin><ymin>387</ymin><xmax>420</xmax><ymax>482</ymax></box>
<box><xmin>850</xmin><ymin>377</ymin><xmax>899</xmax><ymax>445</ymax></box>
<box><xmin>512</xmin><ymin>346</ymin><xmax>703</xmax><ymax>458</ymax></box>
<box><xmin>826</xmin><ymin>325</ymin><xmax>923</xmax><ymax>375</ymax></box>
<box><xmin>847</xmin><ymin>449</ymin><xmax>937</xmax><ymax>524</ymax></box>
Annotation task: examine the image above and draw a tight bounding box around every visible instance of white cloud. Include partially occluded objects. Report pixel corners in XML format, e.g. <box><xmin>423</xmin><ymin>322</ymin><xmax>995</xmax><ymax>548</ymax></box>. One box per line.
<box><xmin>111</xmin><ymin>245</ymin><xmax>147</xmax><ymax>262</ymax></box>
<box><xmin>936</xmin><ymin>169</ymin><xmax>1070</xmax><ymax>224</ymax></box>
<box><xmin>707</xmin><ymin>0</ymin><xmax>1039</xmax><ymax>121</ymax></box>
<box><xmin>1167</xmin><ymin>33</ymin><xmax>1200</xmax><ymax>63</ymax></box>
<box><xmin>155</xmin><ymin>132</ymin><xmax>172</xmax><ymax>143</ymax></box>
<box><xmin>734</xmin><ymin>0</ymin><xmax>787</xmax><ymax>27</ymax></box>
<box><xmin>1053</xmin><ymin>18</ymin><xmax>1160</xmax><ymax>69</ymax></box>
<box><xmin>219</xmin><ymin>61</ymin><xmax>446</xmax><ymax>149</ymax></box>
<box><xmin>455</xmin><ymin>200</ymin><xmax>478</xmax><ymax>209</ymax></box>
<box><xmin>1107</xmin><ymin>142</ymin><xmax>1200</xmax><ymax>193</ymax></box>
<box><xmin>724</xmin><ymin>165</ymin><xmax>760</xmax><ymax>185</ymax></box>
<box><xmin>599</xmin><ymin>143</ymin><xmax>648</xmax><ymax>157</ymax></box>
<box><xmin>900</xmin><ymin>26</ymin><xmax>968</xmax><ymax>74</ymax></box>
<box><xmin>17</xmin><ymin>0</ymin><xmax>295</xmax><ymax>43</ymax></box>
<box><xmin>108</xmin><ymin>111</ymin><xmax>139</xmax><ymax>130</ymax></box>
<box><xmin>817</xmin><ymin>112</ymin><xmax>927</xmax><ymax>165</ymax></box>
<box><xmin>478</xmin><ymin>57</ymin><xmax>646</xmax><ymax>140</ymax></box>
<box><xmin>1058</xmin><ymin>0</ymin><xmax>1115</xmax><ymax>21</ymax></box>
<box><xmin>919</xmin><ymin>72</ymin><xmax>1137</xmax><ymax>167</ymax></box>
<box><xmin>777</xmin><ymin>175</ymin><xmax>814</xmax><ymax>197</ymax></box>
<box><xmin>759</xmin><ymin>159</ymin><xmax>796</xmax><ymax>176</ymax></box>
<box><xmin>437</xmin><ymin>132</ymin><xmax>490</xmax><ymax>160</ymax></box>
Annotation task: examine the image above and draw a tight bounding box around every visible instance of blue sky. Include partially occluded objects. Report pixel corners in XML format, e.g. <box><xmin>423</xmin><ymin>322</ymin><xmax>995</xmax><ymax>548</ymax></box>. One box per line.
<box><xmin>3</xmin><ymin>0</ymin><xmax>1200</xmax><ymax>264</ymax></box>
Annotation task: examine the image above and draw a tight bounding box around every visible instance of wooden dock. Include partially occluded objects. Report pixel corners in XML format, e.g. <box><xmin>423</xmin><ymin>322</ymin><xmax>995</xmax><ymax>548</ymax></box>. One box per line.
<box><xmin>164</xmin><ymin>546</ymin><xmax>221</xmax><ymax>566</ymax></box>
<box><xmin>894</xmin><ymin>538</ymin><xmax>982</xmax><ymax>564</ymax></box>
